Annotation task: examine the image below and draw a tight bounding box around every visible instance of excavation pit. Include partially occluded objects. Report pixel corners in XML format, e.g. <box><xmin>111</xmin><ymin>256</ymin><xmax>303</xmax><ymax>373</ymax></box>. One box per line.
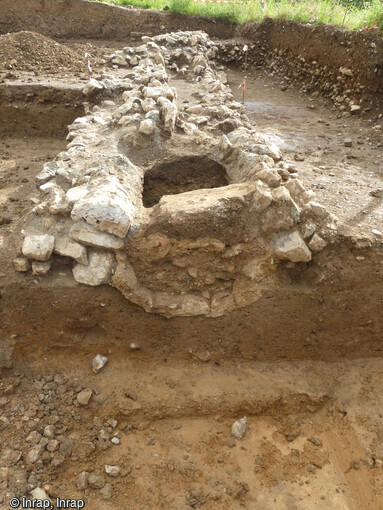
<box><xmin>142</xmin><ymin>156</ymin><xmax>229</xmax><ymax>208</ymax></box>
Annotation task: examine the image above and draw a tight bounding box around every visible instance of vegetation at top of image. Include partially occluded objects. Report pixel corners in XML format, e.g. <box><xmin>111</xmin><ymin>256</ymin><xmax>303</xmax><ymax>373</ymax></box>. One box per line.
<box><xmin>93</xmin><ymin>0</ymin><xmax>383</xmax><ymax>31</ymax></box>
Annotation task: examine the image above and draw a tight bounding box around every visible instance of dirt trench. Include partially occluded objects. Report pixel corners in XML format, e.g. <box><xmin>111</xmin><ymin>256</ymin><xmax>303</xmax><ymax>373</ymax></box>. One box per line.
<box><xmin>0</xmin><ymin>8</ymin><xmax>382</xmax><ymax>510</ymax></box>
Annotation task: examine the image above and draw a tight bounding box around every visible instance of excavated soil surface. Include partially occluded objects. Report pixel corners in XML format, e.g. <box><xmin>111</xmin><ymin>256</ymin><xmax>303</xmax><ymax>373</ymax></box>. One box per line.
<box><xmin>2</xmin><ymin>356</ymin><xmax>383</xmax><ymax>510</ymax></box>
<box><xmin>0</xmin><ymin>17</ymin><xmax>382</xmax><ymax>510</ymax></box>
<box><xmin>226</xmin><ymin>68</ymin><xmax>383</xmax><ymax>231</ymax></box>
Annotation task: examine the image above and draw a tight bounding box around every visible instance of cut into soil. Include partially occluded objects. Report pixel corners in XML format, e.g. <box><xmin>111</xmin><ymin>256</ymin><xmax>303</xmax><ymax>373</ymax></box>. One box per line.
<box><xmin>142</xmin><ymin>155</ymin><xmax>229</xmax><ymax>207</ymax></box>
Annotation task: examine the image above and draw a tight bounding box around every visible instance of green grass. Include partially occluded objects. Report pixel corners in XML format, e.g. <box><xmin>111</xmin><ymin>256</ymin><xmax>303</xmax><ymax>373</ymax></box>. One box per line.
<box><xmin>94</xmin><ymin>0</ymin><xmax>383</xmax><ymax>31</ymax></box>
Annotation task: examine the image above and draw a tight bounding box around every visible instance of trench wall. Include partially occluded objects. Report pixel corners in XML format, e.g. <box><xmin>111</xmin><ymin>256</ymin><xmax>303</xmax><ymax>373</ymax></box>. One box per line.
<box><xmin>0</xmin><ymin>0</ymin><xmax>234</xmax><ymax>40</ymax></box>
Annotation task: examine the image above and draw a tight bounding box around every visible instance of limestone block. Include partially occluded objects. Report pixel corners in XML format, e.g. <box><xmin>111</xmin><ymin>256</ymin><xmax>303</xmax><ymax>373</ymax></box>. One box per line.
<box><xmin>14</xmin><ymin>257</ymin><xmax>31</xmax><ymax>272</ymax></box>
<box><xmin>112</xmin><ymin>254</ymin><xmax>139</xmax><ymax>294</ymax></box>
<box><xmin>216</xmin><ymin>117</ymin><xmax>241</xmax><ymax>133</ymax></box>
<box><xmin>150</xmin><ymin>183</ymin><xmax>253</xmax><ymax>242</ymax></box>
<box><xmin>129</xmin><ymin>56</ymin><xmax>139</xmax><ymax>66</ymax></box>
<box><xmin>111</xmin><ymin>55</ymin><xmax>128</xmax><ymax>67</ymax></box>
<box><xmin>70</xmin><ymin>224</ymin><xmax>124</xmax><ymax>250</ymax></box>
<box><xmin>301</xmin><ymin>221</ymin><xmax>316</xmax><ymax>239</ymax></box>
<box><xmin>163</xmin><ymin>87</ymin><xmax>177</xmax><ymax>101</ymax></box>
<box><xmin>71</xmin><ymin>177</ymin><xmax>135</xmax><ymax>238</ymax></box>
<box><xmin>141</xmin><ymin>98</ymin><xmax>157</xmax><ymax>113</ymax></box>
<box><xmin>284</xmin><ymin>178</ymin><xmax>307</xmax><ymax>206</ymax></box>
<box><xmin>181</xmin><ymin>121</ymin><xmax>198</xmax><ymax>135</ymax></box>
<box><xmin>26</xmin><ymin>442</ymin><xmax>46</xmax><ymax>464</ymax></box>
<box><xmin>256</xmin><ymin>168</ymin><xmax>282</xmax><ymax>188</ymax></box>
<box><xmin>185</xmin><ymin>238</ymin><xmax>225</xmax><ymax>252</ymax></box>
<box><xmin>139</xmin><ymin>119</ymin><xmax>155</xmax><ymax>136</ymax></box>
<box><xmin>72</xmin><ymin>250</ymin><xmax>116</xmax><ymax>286</ymax></box>
<box><xmin>105</xmin><ymin>465</ymin><xmax>120</xmax><ymax>477</ymax></box>
<box><xmin>144</xmin><ymin>86</ymin><xmax>164</xmax><ymax>101</ymax></box>
<box><xmin>231</xmin><ymin>417</ymin><xmax>247</xmax><ymax>439</ymax></box>
<box><xmin>66</xmin><ymin>186</ymin><xmax>89</xmax><ymax>204</ymax></box>
<box><xmin>217</xmin><ymin>135</ymin><xmax>234</xmax><ymax>160</ymax></box>
<box><xmin>193</xmin><ymin>64</ymin><xmax>205</xmax><ymax>76</ymax></box>
<box><xmin>210</xmin><ymin>292</ymin><xmax>235</xmax><ymax>318</ymax></box>
<box><xmin>154</xmin><ymin>52</ymin><xmax>165</xmax><ymax>66</ymax></box>
<box><xmin>145</xmin><ymin>110</ymin><xmax>161</xmax><ymax>124</ymax></box>
<box><xmin>227</xmin><ymin>127</ymin><xmax>255</xmax><ymax>146</ymax></box>
<box><xmin>310</xmin><ymin>201</ymin><xmax>328</xmax><ymax>218</ymax></box>
<box><xmin>48</xmin><ymin>186</ymin><xmax>71</xmax><ymax>215</ymax></box>
<box><xmin>273</xmin><ymin>231</ymin><xmax>312</xmax><ymax>263</ymax></box>
<box><xmin>350</xmin><ymin>104</ymin><xmax>361</xmax><ymax>114</ymax></box>
<box><xmin>232</xmin><ymin>276</ymin><xmax>261</xmax><ymax>308</ymax></box>
<box><xmin>249</xmin><ymin>182</ymin><xmax>273</xmax><ymax>213</ymax></box>
<box><xmin>241</xmin><ymin>258</ymin><xmax>271</xmax><ymax>281</ymax></box>
<box><xmin>261</xmin><ymin>187</ymin><xmax>300</xmax><ymax>233</ymax></box>
<box><xmin>92</xmin><ymin>354</ymin><xmax>108</xmax><ymax>374</ymax></box>
<box><xmin>127</xmin><ymin>286</ymin><xmax>154</xmax><ymax>311</ymax></box>
<box><xmin>32</xmin><ymin>260</ymin><xmax>52</xmax><ymax>275</ymax></box>
<box><xmin>54</xmin><ymin>236</ymin><xmax>88</xmax><ymax>264</ymax></box>
<box><xmin>186</xmin><ymin>105</ymin><xmax>203</xmax><ymax>115</ymax></box>
<box><xmin>77</xmin><ymin>388</ymin><xmax>92</xmax><ymax>406</ymax></box>
<box><xmin>308</xmin><ymin>234</ymin><xmax>327</xmax><ymax>252</ymax></box>
<box><xmin>157</xmin><ymin>97</ymin><xmax>178</xmax><ymax>133</ymax></box>
<box><xmin>83</xmin><ymin>78</ymin><xmax>104</xmax><ymax>97</ymax></box>
<box><xmin>153</xmin><ymin>292</ymin><xmax>209</xmax><ymax>317</ymax></box>
<box><xmin>31</xmin><ymin>487</ymin><xmax>51</xmax><ymax>503</ymax></box>
<box><xmin>118</xmin><ymin>113</ymin><xmax>141</xmax><ymax>127</ymax></box>
<box><xmin>36</xmin><ymin>162</ymin><xmax>59</xmax><ymax>185</ymax></box>
<box><xmin>22</xmin><ymin>235</ymin><xmax>55</xmax><ymax>261</ymax></box>
<box><xmin>340</xmin><ymin>67</ymin><xmax>353</xmax><ymax>77</ymax></box>
<box><xmin>191</xmin><ymin>54</ymin><xmax>207</xmax><ymax>70</ymax></box>
<box><xmin>39</xmin><ymin>181</ymin><xmax>56</xmax><ymax>194</ymax></box>
<box><xmin>252</xmin><ymin>142</ymin><xmax>282</xmax><ymax>162</ymax></box>
<box><xmin>190</xmin><ymin>115</ymin><xmax>209</xmax><ymax>126</ymax></box>
<box><xmin>69</xmin><ymin>116</ymin><xmax>88</xmax><ymax>129</ymax></box>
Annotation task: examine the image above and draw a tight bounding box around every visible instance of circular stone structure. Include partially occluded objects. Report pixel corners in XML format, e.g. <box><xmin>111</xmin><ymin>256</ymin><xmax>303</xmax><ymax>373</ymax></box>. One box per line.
<box><xmin>16</xmin><ymin>31</ymin><xmax>337</xmax><ymax>317</ymax></box>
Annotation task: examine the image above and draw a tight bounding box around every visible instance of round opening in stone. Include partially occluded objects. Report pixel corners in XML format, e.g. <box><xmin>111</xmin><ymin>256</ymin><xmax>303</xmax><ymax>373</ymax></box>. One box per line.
<box><xmin>142</xmin><ymin>156</ymin><xmax>229</xmax><ymax>208</ymax></box>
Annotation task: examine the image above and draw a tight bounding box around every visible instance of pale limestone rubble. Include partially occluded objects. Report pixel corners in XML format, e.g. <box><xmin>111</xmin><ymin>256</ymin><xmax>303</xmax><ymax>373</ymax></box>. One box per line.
<box><xmin>15</xmin><ymin>31</ymin><xmax>337</xmax><ymax>317</ymax></box>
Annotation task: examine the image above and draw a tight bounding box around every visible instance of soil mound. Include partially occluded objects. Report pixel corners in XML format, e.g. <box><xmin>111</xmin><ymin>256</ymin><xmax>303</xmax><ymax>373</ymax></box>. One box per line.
<box><xmin>0</xmin><ymin>30</ymin><xmax>85</xmax><ymax>72</ymax></box>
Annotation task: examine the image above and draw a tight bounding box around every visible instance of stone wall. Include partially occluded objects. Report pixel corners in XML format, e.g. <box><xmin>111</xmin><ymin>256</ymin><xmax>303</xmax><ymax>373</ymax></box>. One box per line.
<box><xmin>15</xmin><ymin>31</ymin><xmax>337</xmax><ymax>317</ymax></box>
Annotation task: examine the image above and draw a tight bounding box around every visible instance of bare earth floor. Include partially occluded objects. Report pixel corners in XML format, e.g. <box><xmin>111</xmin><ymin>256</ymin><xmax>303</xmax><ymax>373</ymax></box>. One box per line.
<box><xmin>227</xmin><ymin>68</ymin><xmax>383</xmax><ymax>233</ymax></box>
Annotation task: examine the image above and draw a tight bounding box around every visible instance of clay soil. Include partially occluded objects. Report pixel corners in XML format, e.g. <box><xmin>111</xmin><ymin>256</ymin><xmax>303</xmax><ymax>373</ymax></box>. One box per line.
<box><xmin>0</xmin><ymin>20</ymin><xmax>383</xmax><ymax>510</ymax></box>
